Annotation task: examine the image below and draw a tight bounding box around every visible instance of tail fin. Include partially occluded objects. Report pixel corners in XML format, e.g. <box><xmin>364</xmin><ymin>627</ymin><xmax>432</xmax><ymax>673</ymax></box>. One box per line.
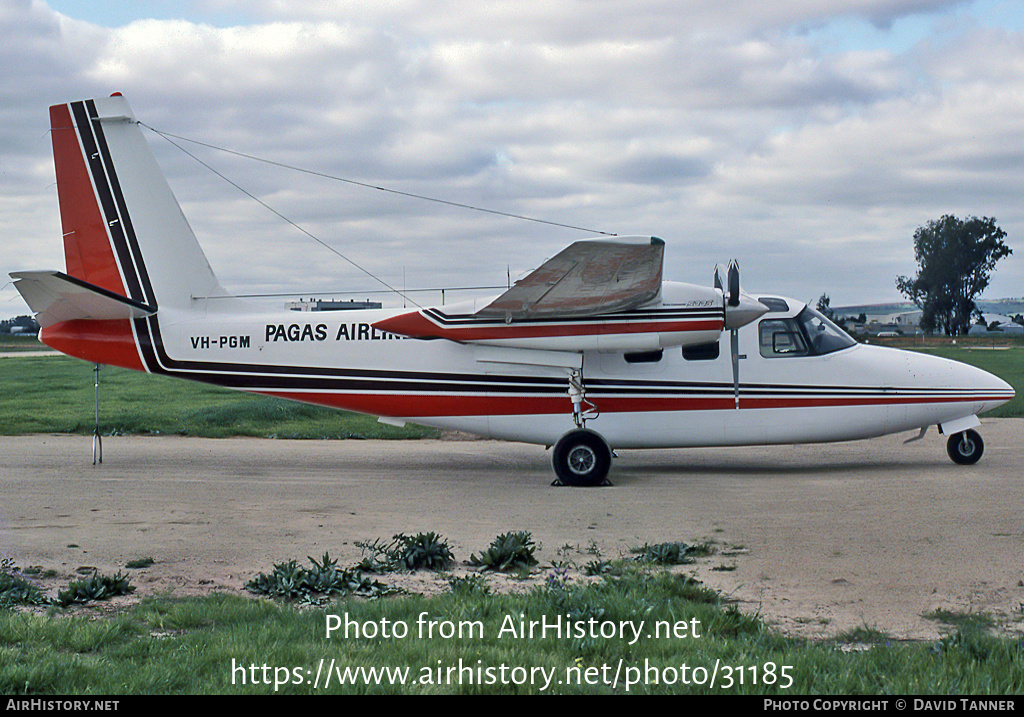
<box><xmin>11</xmin><ymin>95</ymin><xmax>229</xmax><ymax>370</ymax></box>
<box><xmin>49</xmin><ymin>94</ymin><xmax>227</xmax><ymax>311</ymax></box>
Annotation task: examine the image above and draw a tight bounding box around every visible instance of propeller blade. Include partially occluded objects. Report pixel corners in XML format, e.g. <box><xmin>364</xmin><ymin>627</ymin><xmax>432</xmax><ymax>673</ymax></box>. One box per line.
<box><xmin>730</xmin><ymin>327</ymin><xmax>740</xmax><ymax>409</ymax></box>
<box><xmin>717</xmin><ymin>259</ymin><xmax>767</xmax><ymax>330</ymax></box>
<box><xmin>727</xmin><ymin>261</ymin><xmax>740</xmax><ymax>307</ymax></box>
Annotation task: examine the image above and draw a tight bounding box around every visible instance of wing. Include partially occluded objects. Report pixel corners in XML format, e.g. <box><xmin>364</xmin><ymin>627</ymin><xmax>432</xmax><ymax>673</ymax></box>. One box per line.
<box><xmin>372</xmin><ymin>237</ymin><xmax>734</xmax><ymax>352</ymax></box>
<box><xmin>474</xmin><ymin>237</ymin><xmax>664</xmax><ymax>320</ymax></box>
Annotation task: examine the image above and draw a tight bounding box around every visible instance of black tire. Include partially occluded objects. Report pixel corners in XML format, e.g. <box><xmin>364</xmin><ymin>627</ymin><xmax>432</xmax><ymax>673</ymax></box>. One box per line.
<box><xmin>551</xmin><ymin>429</ymin><xmax>612</xmax><ymax>486</ymax></box>
<box><xmin>947</xmin><ymin>429</ymin><xmax>984</xmax><ymax>465</ymax></box>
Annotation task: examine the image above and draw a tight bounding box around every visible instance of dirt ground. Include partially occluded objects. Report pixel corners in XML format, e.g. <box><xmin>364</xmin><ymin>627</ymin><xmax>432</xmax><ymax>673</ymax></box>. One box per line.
<box><xmin>1</xmin><ymin>421</ymin><xmax>1023</xmax><ymax>640</ymax></box>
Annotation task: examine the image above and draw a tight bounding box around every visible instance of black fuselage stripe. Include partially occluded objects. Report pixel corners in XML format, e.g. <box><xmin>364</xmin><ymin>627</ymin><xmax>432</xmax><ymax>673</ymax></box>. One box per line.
<box><xmin>72</xmin><ymin>101</ymin><xmax>145</xmax><ymax>305</ymax></box>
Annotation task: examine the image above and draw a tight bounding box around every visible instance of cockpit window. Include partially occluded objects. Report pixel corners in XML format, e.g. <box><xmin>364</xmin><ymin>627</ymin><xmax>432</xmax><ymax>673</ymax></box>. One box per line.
<box><xmin>759</xmin><ymin>307</ymin><xmax>856</xmax><ymax>358</ymax></box>
<box><xmin>759</xmin><ymin>319</ymin><xmax>807</xmax><ymax>357</ymax></box>
<box><xmin>798</xmin><ymin>307</ymin><xmax>857</xmax><ymax>355</ymax></box>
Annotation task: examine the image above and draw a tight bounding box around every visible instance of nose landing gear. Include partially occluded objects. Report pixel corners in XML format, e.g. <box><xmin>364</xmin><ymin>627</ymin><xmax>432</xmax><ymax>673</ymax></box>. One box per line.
<box><xmin>947</xmin><ymin>429</ymin><xmax>984</xmax><ymax>465</ymax></box>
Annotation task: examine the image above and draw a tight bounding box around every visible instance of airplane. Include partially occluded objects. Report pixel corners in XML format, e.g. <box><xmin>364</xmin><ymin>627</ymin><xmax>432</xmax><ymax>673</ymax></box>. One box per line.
<box><xmin>10</xmin><ymin>94</ymin><xmax>1015</xmax><ymax>486</ymax></box>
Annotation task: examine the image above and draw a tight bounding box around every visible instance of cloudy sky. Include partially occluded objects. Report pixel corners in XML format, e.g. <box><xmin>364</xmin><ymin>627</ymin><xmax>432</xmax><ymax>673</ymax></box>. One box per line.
<box><xmin>2</xmin><ymin>0</ymin><xmax>1022</xmax><ymax>314</ymax></box>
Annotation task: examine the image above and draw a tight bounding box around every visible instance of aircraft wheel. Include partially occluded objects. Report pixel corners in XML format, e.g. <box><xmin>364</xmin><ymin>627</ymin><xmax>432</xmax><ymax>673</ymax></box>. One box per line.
<box><xmin>552</xmin><ymin>429</ymin><xmax>612</xmax><ymax>486</ymax></box>
<box><xmin>947</xmin><ymin>429</ymin><xmax>984</xmax><ymax>465</ymax></box>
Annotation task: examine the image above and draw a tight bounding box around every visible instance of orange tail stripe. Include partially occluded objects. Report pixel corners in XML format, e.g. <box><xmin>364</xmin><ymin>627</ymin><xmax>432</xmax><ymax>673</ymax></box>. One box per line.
<box><xmin>49</xmin><ymin>103</ymin><xmax>126</xmax><ymax>296</ymax></box>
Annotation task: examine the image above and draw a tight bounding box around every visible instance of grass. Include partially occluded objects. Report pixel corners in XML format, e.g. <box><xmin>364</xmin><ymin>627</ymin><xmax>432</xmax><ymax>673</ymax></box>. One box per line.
<box><xmin>1</xmin><ymin>566</ymin><xmax>1021</xmax><ymax>694</ymax></box>
<box><xmin>923</xmin><ymin>609</ymin><xmax>997</xmax><ymax>635</ymax></box>
<box><xmin>0</xmin><ymin>355</ymin><xmax>437</xmax><ymax>438</ymax></box>
<box><xmin>0</xmin><ymin>333</ymin><xmax>43</xmax><ymax>351</ymax></box>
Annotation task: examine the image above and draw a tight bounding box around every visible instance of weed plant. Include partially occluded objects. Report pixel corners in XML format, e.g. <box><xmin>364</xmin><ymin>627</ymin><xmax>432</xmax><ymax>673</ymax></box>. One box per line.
<box><xmin>356</xmin><ymin>533</ymin><xmax>454</xmax><ymax>573</ymax></box>
<box><xmin>447</xmin><ymin>574</ymin><xmax>491</xmax><ymax>597</ymax></box>
<box><xmin>630</xmin><ymin>541</ymin><xmax>713</xmax><ymax>565</ymax></box>
<box><xmin>55</xmin><ymin>571</ymin><xmax>134</xmax><ymax>607</ymax></box>
<box><xmin>244</xmin><ymin>553</ymin><xmax>387</xmax><ymax>603</ymax></box>
<box><xmin>467</xmin><ymin>531</ymin><xmax>539</xmax><ymax>572</ymax></box>
<box><xmin>0</xmin><ymin>559</ymin><xmax>49</xmax><ymax>609</ymax></box>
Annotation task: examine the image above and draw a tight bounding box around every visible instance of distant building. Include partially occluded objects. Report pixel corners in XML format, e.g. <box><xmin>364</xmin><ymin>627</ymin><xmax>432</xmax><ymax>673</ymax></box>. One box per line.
<box><xmin>836</xmin><ymin>300</ymin><xmax>1024</xmax><ymax>336</ymax></box>
<box><xmin>870</xmin><ymin>310</ymin><xmax>1022</xmax><ymax>335</ymax></box>
<box><xmin>286</xmin><ymin>298</ymin><xmax>382</xmax><ymax>311</ymax></box>
<box><xmin>882</xmin><ymin>310</ymin><xmax>923</xmax><ymax>328</ymax></box>
<box><xmin>970</xmin><ymin>313</ymin><xmax>1023</xmax><ymax>335</ymax></box>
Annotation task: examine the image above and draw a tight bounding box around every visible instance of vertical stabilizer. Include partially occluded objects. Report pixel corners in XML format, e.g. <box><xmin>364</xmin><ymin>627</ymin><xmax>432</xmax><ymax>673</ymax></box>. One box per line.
<box><xmin>50</xmin><ymin>94</ymin><xmax>227</xmax><ymax>311</ymax></box>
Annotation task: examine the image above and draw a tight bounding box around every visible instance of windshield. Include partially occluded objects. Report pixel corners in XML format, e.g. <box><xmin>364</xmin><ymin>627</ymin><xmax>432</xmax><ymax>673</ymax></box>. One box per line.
<box><xmin>796</xmin><ymin>307</ymin><xmax>857</xmax><ymax>355</ymax></box>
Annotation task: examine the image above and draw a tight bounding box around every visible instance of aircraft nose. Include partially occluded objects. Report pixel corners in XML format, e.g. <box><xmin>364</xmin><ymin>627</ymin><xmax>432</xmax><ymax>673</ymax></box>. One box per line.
<box><xmin>895</xmin><ymin>347</ymin><xmax>1015</xmax><ymax>417</ymax></box>
<box><xmin>981</xmin><ymin>367</ymin><xmax>1015</xmax><ymax>412</ymax></box>
<box><xmin>958</xmin><ymin>358</ymin><xmax>1015</xmax><ymax>414</ymax></box>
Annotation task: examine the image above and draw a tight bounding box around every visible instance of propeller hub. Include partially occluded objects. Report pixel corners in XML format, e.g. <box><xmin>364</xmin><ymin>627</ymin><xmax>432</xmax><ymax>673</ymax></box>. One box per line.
<box><xmin>724</xmin><ymin>292</ymin><xmax>769</xmax><ymax>330</ymax></box>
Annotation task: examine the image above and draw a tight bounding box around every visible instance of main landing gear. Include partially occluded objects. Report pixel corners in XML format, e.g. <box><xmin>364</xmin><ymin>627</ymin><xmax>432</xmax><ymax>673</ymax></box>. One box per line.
<box><xmin>551</xmin><ymin>428</ymin><xmax>613</xmax><ymax>486</ymax></box>
<box><xmin>946</xmin><ymin>429</ymin><xmax>984</xmax><ymax>465</ymax></box>
<box><xmin>551</xmin><ymin>369</ymin><xmax>612</xmax><ymax>486</ymax></box>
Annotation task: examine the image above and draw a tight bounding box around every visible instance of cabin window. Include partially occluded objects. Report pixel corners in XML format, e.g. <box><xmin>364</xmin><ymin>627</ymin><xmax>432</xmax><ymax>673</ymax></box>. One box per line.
<box><xmin>624</xmin><ymin>349</ymin><xmax>664</xmax><ymax>364</ymax></box>
<box><xmin>682</xmin><ymin>342</ymin><xmax>720</xmax><ymax>361</ymax></box>
<box><xmin>758</xmin><ymin>297</ymin><xmax>790</xmax><ymax>313</ymax></box>
<box><xmin>759</xmin><ymin>319</ymin><xmax>807</xmax><ymax>357</ymax></box>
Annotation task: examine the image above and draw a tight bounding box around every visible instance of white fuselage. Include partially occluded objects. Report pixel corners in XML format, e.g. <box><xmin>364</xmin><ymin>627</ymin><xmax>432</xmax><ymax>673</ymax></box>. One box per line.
<box><xmin>150</xmin><ymin>286</ymin><xmax>1013</xmax><ymax>450</ymax></box>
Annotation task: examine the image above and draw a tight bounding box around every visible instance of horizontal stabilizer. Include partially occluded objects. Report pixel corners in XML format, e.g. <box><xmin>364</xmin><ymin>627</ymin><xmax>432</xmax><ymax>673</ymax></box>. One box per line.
<box><xmin>10</xmin><ymin>270</ymin><xmax>156</xmax><ymax>328</ymax></box>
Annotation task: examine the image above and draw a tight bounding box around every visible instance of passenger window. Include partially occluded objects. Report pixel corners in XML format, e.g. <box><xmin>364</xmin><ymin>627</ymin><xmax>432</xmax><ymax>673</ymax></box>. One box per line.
<box><xmin>624</xmin><ymin>349</ymin><xmax>664</xmax><ymax>364</ymax></box>
<box><xmin>759</xmin><ymin>319</ymin><xmax>807</xmax><ymax>358</ymax></box>
<box><xmin>682</xmin><ymin>342</ymin><xmax>720</xmax><ymax>361</ymax></box>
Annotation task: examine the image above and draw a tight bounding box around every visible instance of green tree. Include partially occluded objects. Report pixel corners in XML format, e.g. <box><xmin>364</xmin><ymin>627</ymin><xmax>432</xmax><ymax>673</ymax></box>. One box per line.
<box><xmin>0</xmin><ymin>315</ymin><xmax>39</xmax><ymax>334</ymax></box>
<box><xmin>815</xmin><ymin>293</ymin><xmax>834</xmax><ymax>319</ymax></box>
<box><xmin>896</xmin><ymin>215</ymin><xmax>1012</xmax><ymax>336</ymax></box>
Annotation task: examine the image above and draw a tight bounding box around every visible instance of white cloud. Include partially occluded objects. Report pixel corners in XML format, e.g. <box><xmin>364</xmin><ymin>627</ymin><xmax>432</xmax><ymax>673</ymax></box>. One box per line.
<box><xmin>2</xmin><ymin>0</ymin><xmax>1022</xmax><ymax>313</ymax></box>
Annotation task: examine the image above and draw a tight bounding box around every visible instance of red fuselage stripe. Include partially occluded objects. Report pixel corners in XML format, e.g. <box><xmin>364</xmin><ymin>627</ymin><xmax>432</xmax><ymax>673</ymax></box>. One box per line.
<box><xmin>260</xmin><ymin>391</ymin><xmax>1003</xmax><ymax>417</ymax></box>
